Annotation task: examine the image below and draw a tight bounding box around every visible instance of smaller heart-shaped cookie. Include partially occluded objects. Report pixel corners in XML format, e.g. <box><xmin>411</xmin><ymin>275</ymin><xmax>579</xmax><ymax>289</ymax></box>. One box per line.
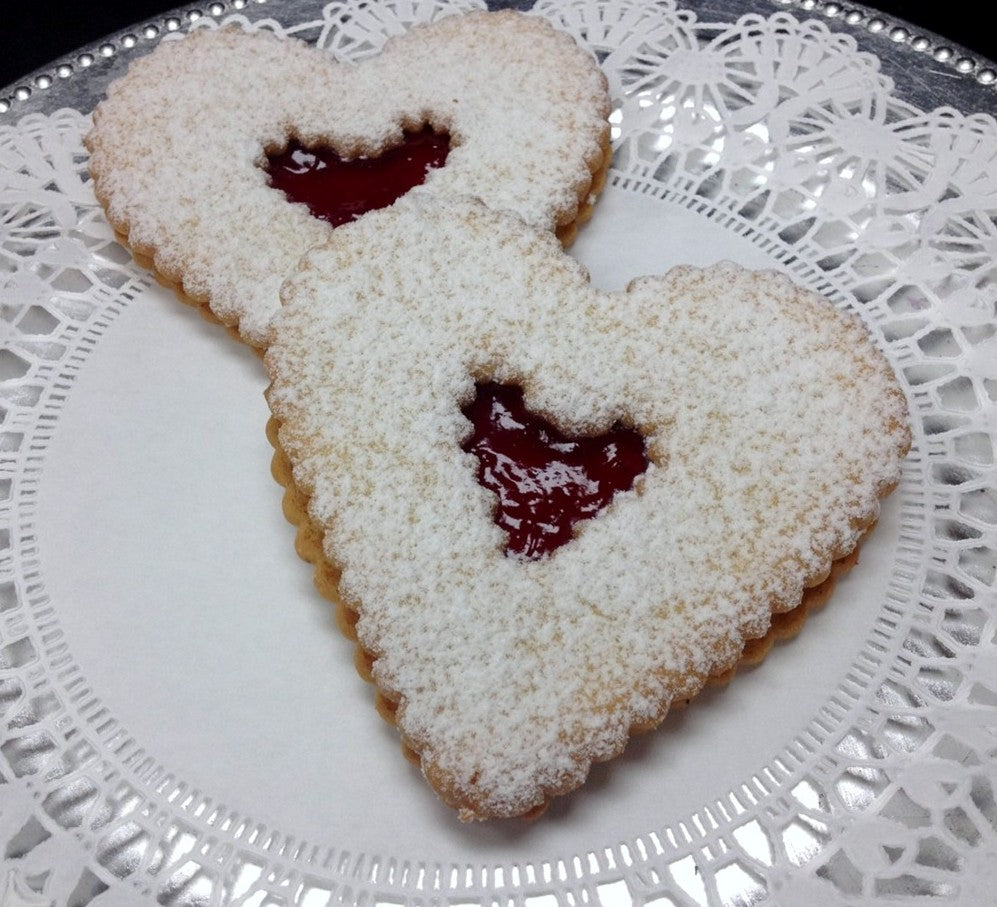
<box><xmin>85</xmin><ymin>11</ymin><xmax>611</xmax><ymax>346</ymax></box>
<box><xmin>265</xmin><ymin>195</ymin><xmax>911</xmax><ymax>821</ymax></box>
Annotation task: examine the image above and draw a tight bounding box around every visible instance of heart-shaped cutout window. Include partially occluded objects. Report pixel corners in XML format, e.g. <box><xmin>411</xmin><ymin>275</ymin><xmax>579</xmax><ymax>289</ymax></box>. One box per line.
<box><xmin>265</xmin><ymin>128</ymin><xmax>450</xmax><ymax>227</ymax></box>
<box><xmin>462</xmin><ymin>383</ymin><xmax>649</xmax><ymax>559</ymax></box>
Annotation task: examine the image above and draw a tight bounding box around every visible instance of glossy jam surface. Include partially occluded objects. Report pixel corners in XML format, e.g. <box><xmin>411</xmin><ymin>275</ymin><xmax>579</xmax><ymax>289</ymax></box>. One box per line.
<box><xmin>265</xmin><ymin>128</ymin><xmax>450</xmax><ymax>227</ymax></box>
<box><xmin>462</xmin><ymin>383</ymin><xmax>649</xmax><ymax>559</ymax></box>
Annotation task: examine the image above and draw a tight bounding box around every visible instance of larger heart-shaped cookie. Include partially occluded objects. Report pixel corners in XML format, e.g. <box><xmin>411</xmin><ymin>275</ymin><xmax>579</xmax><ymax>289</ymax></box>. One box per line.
<box><xmin>85</xmin><ymin>12</ymin><xmax>610</xmax><ymax>347</ymax></box>
<box><xmin>264</xmin><ymin>195</ymin><xmax>911</xmax><ymax>821</ymax></box>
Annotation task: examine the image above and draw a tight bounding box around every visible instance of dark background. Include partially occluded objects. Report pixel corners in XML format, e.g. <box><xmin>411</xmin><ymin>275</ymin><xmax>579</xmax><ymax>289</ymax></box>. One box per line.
<box><xmin>3</xmin><ymin>1</ymin><xmax>995</xmax><ymax>92</ymax></box>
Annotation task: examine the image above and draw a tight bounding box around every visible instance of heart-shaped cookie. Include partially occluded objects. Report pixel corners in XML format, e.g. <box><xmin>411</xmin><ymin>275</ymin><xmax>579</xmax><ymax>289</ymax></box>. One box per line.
<box><xmin>265</xmin><ymin>195</ymin><xmax>910</xmax><ymax>821</ymax></box>
<box><xmin>85</xmin><ymin>11</ymin><xmax>610</xmax><ymax>347</ymax></box>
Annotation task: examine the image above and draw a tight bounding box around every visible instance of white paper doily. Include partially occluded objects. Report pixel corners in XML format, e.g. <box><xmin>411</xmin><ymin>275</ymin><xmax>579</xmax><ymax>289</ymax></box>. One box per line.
<box><xmin>1</xmin><ymin>1</ymin><xmax>996</xmax><ymax>905</ymax></box>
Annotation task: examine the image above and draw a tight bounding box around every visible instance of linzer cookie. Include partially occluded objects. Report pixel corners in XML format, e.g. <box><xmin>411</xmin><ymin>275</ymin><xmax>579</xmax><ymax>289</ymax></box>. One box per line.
<box><xmin>85</xmin><ymin>11</ymin><xmax>611</xmax><ymax>346</ymax></box>
<box><xmin>264</xmin><ymin>195</ymin><xmax>911</xmax><ymax>821</ymax></box>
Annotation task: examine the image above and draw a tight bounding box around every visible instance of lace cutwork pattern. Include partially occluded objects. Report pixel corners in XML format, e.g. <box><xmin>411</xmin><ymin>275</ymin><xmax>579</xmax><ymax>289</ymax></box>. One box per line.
<box><xmin>1</xmin><ymin>1</ymin><xmax>995</xmax><ymax>904</ymax></box>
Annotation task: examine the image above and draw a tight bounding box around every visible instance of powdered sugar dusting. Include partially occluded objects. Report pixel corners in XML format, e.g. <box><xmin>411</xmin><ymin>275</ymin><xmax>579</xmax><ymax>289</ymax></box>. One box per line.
<box><xmin>265</xmin><ymin>196</ymin><xmax>911</xmax><ymax>820</ymax></box>
<box><xmin>85</xmin><ymin>11</ymin><xmax>609</xmax><ymax>346</ymax></box>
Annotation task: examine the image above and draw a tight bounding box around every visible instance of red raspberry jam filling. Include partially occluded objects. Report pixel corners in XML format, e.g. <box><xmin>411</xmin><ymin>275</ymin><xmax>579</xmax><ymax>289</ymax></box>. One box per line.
<box><xmin>265</xmin><ymin>128</ymin><xmax>450</xmax><ymax>227</ymax></box>
<box><xmin>462</xmin><ymin>383</ymin><xmax>649</xmax><ymax>559</ymax></box>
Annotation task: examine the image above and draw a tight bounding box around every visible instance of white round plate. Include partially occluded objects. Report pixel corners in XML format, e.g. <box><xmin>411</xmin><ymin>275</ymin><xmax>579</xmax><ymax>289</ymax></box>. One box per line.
<box><xmin>1</xmin><ymin>1</ymin><xmax>996</xmax><ymax>904</ymax></box>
